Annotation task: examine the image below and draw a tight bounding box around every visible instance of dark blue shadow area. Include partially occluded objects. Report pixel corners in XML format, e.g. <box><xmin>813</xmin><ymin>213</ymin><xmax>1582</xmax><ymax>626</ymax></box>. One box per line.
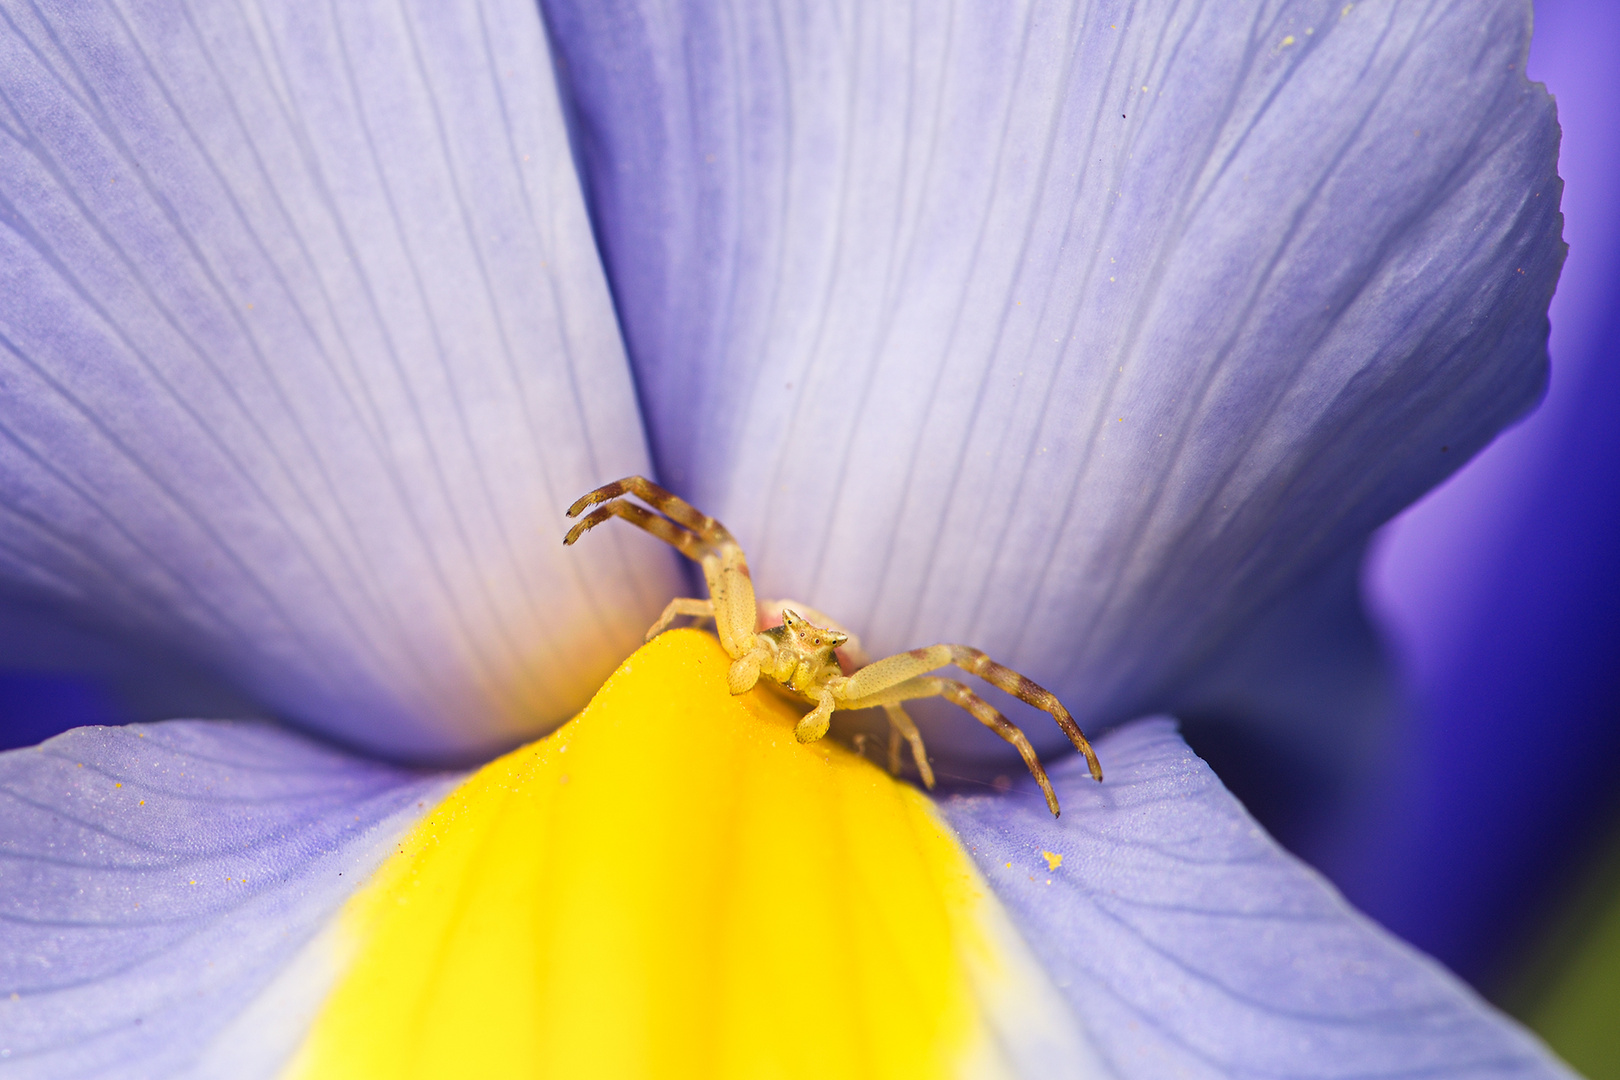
<box><xmin>0</xmin><ymin>673</ymin><xmax>131</xmax><ymax>751</ymax></box>
<box><xmin>0</xmin><ymin>595</ymin><xmax>263</xmax><ymax>753</ymax></box>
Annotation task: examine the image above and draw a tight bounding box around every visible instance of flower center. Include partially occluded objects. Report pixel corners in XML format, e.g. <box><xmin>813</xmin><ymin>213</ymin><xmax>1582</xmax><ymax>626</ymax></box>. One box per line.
<box><xmin>286</xmin><ymin>629</ymin><xmax>1055</xmax><ymax>1078</ymax></box>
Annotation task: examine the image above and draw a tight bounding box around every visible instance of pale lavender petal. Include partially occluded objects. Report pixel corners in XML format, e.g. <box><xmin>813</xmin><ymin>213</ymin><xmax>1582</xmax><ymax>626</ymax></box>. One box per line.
<box><xmin>0</xmin><ymin>0</ymin><xmax>675</xmax><ymax>763</ymax></box>
<box><xmin>943</xmin><ymin>720</ymin><xmax>1574</xmax><ymax>1079</ymax></box>
<box><xmin>544</xmin><ymin>0</ymin><xmax>1562</xmax><ymax>762</ymax></box>
<box><xmin>0</xmin><ymin>719</ymin><xmax>456</xmax><ymax>1078</ymax></box>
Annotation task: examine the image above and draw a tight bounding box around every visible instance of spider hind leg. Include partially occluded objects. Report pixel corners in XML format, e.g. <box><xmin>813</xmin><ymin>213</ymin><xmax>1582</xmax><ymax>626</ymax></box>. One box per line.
<box><xmin>839</xmin><ymin>674</ymin><xmax>1064</xmax><ymax>815</ymax></box>
<box><xmin>882</xmin><ymin>703</ymin><xmax>934</xmax><ymax>789</ymax></box>
<box><xmin>935</xmin><ymin>679</ymin><xmax>1061</xmax><ymax>815</ymax></box>
<box><xmin>646</xmin><ymin>597</ymin><xmax>715</xmax><ymax>642</ymax></box>
<box><xmin>839</xmin><ymin>644</ymin><xmax>1102</xmax><ymax>787</ymax></box>
<box><xmin>947</xmin><ymin>646</ymin><xmax>1103</xmax><ymax>783</ymax></box>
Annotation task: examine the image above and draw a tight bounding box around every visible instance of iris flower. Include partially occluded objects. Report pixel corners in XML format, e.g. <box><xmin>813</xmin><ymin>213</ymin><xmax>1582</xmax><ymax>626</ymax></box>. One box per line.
<box><xmin>0</xmin><ymin>0</ymin><xmax>1576</xmax><ymax>1076</ymax></box>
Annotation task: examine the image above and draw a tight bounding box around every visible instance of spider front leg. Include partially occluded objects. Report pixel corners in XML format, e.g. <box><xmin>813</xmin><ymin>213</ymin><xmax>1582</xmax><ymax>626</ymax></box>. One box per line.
<box><xmin>563</xmin><ymin>476</ymin><xmax>763</xmax><ymax>668</ymax></box>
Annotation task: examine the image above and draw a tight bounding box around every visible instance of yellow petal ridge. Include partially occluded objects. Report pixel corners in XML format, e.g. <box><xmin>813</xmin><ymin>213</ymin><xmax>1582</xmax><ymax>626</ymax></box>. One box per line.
<box><xmin>285</xmin><ymin>629</ymin><xmax>1041</xmax><ymax>1079</ymax></box>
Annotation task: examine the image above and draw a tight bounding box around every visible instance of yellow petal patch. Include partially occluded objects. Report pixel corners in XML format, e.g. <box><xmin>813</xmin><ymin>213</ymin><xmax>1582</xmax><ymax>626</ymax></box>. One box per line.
<box><xmin>287</xmin><ymin>629</ymin><xmax>1091</xmax><ymax>1079</ymax></box>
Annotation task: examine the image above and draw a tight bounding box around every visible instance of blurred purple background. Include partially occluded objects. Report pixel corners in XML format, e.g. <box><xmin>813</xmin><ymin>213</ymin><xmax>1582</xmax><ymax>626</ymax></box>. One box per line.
<box><xmin>1317</xmin><ymin>0</ymin><xmax>1620</xmax><ymax>989</ymax></box>
<box><xmin>0</xmin><ymin>0</ymin><xmax>1614</xmax><ymax>999</ymax></box>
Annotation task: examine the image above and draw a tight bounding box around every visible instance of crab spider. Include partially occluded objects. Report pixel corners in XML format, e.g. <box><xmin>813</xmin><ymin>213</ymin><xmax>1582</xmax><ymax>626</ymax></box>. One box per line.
<box><xmin>563</xmin><ymin>476</ymin><xmax>1102</xmax><ymax>815</ymax></box>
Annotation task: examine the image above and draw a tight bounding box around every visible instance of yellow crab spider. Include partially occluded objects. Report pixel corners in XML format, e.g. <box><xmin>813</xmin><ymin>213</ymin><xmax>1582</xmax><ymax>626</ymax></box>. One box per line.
<box><xmin>563</xmin><ymin>476</ymin><xmax>1103</xmax><ymax>816</ymax></box>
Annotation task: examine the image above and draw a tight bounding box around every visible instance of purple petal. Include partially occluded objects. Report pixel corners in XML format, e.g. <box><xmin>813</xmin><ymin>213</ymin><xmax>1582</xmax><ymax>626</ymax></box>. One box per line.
<box><xmin>0</xmin><ymin>0</ymin><xmax>674</xmax><ymax>762</ymax></box>
<box><xmin>544</xmin><ymin>0</ymin><xmax>1562</xmax><ymax>763</ymax></box>
<box><xmin>0</xmin><ymin>719</ymin><xmax>454</xmax><ymax>1077</ymax></box>
<box><xmin>943</xmin><ymin>720</ymin><xmax>1574</xmax><ymax>1079</ymax></box>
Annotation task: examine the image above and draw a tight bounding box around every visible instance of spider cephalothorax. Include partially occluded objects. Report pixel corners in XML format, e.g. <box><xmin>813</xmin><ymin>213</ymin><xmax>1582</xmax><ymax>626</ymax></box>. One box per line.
<box><xmin>563</xmin><ymin>476</ymin><xmax>1102</xmax><ymax>815</ymax></box>
<box><xmin>760</xmin><ymin>608</ymin><xmax>848</xmax><ymax>701</ymax></box>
